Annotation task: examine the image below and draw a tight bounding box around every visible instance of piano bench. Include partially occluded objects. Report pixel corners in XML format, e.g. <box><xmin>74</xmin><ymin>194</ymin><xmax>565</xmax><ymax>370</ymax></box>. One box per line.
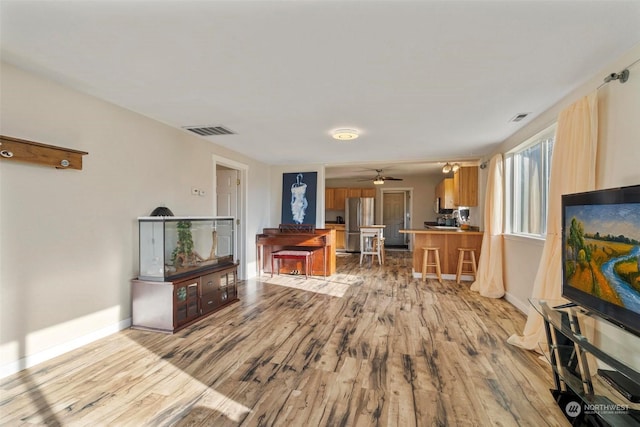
<box><xmin>271</xmin><ymin>250</ymin><xmax>314</xmax><ymax>279</ymax></box>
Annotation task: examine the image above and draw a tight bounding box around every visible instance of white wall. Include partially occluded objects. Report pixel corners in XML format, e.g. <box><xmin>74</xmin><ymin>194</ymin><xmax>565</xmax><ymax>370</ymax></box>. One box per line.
<box><xmin>495</xmin><ymin>44</ymin><xmax>640</xmax><ymax>311</ymax></box>
<box><xmin>0</xmin><ymin>62</ymin><xmax>271</xmax><ymax>376</ymax></box>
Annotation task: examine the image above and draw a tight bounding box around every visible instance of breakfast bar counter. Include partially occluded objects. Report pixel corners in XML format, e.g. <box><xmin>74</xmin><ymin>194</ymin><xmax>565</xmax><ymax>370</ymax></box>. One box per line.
<box><xmin>400</xmin><ymin>229</ymin><xmax>483</xmax><ymax>280</ymax></box>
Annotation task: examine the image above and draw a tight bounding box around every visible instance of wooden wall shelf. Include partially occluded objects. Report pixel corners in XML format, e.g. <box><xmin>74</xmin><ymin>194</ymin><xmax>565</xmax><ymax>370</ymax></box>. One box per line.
<box><xmin>0</xmin><ymin>135</ymin><xmax>88</xmax><ymax>170</ymax></box>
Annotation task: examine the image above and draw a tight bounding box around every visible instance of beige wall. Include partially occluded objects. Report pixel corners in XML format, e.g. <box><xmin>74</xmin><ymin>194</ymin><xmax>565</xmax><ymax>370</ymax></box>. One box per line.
<box><xmin>496</xmin><ymin>44</ymin><xmax>640</xmax><ymax>311</ymax></box>
<box><xmin>0</xmin><ymin>62</ymin><xmax>271</xmax><ymax>376</ymax></box>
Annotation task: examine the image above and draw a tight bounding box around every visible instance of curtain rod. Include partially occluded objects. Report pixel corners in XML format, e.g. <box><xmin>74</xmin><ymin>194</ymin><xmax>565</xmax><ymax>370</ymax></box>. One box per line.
<box><xmin>597</xmin><ymin>57</ymin><xmax>640</xmax><ymax>90</ymax></box>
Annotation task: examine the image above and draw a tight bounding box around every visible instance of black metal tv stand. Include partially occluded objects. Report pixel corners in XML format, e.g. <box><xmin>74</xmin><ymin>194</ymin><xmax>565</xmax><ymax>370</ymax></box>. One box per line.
<box><xmin>530</xmin><ymin>299</ymin><xmax>640</xmax><ymax>426</ymax></box>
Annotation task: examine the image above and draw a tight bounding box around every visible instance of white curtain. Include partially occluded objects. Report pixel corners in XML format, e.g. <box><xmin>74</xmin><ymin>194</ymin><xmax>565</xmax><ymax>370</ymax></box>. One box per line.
<box><xmin>508</xmin><ymin>92</ymin><xmax>598</xmax><ymax>350</ymax></box>
<box><xmin>470</xmin><ymin>154</ymin><xmax>504</xmax><ymax>298</ymax></box>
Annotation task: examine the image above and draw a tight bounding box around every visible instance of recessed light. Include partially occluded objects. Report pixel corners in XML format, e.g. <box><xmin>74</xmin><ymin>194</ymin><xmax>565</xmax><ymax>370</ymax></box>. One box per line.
<box><xmin>332</xmin><ymin>129</ymin><xmax>359</xmax><ymax>140</ymax></box>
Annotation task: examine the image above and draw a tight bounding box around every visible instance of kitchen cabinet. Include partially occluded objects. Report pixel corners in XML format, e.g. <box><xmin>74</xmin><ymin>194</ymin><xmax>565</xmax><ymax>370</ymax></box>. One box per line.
<box><xmin>324</xmin><ymin>224</ymin><xmax>345</xmax><ymax>249</ymax></box>
<box><xmin>400</xmin><ymin>229</ymin><xmax>483</xmax><ymax>277</ymax></box>
<box><xmin>453</xmin><ymin>166</ymin><xmax>478</xmax><ymax>207</ymax></box>
<box><xmin>361</xmin><ymin>188</ymin><xmax>376</xmax><ymax>198</ymax></box>
<box><xmin>325</xmin><ymin>188</ymin><xmax>335</xmax><ymax>209</ymax></box>
<box><xmin>325</xmin><ymin>188</ymin><xmax>372</xmax><ymax>211</ymax></box>
<box><xmin>435</xmin><ymin>178</ymin><xmax>455</xmax><ymax>209</ymax></box>
<box><xmin>347</xmin><ymin>188</ymin><xmax>362</xmax><ymax>198</ymax></box>
<box><xmin>334</xmin><ymin>188</ymin><xmax>347</xmax><ymax>209</ymax></box>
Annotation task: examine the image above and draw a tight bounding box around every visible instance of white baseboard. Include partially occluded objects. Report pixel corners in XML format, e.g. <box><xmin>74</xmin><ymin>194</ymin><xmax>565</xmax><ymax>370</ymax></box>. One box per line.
<box><xmin>0</xmin><ymin>317</ymin><xmax>132</xmax><ymax>379</ymax></box>
<box><xmin>504</xmin><ymin>292</ymin><xmax>529</xmax><ymax>314</ymax></box>
<box><xmin>410</xmin><ymin>270</ymin><xmax>475</xmax><ymax>282</ymax></box>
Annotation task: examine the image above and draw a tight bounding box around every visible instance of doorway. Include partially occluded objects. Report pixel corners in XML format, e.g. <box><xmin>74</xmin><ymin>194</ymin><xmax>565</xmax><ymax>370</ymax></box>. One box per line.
<box><xmin>381</xmin><ymin>189</ymin><xmax>411</xmax><ymax>249</ymax></box>
<box><xmin>214</xmin><ymin>156</ymin><xmax>247</xmax><ymax>280</ymax></box>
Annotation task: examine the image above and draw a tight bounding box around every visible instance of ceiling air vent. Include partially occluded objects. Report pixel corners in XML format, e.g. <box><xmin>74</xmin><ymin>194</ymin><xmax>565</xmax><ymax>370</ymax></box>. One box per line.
<box><xmin>183</xmin><ymin>125</ymin><xmax>236</xmax><ymax>136</ymax></box>
<box><xmin>510</xmin><ymin>113</ymin><xmax>530</xmax><ymax>122</ymax></box>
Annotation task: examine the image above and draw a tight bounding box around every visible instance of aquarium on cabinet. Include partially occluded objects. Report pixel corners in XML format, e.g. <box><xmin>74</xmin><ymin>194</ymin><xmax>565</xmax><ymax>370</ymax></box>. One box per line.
<box><xmin>138</xmin><ymin>216</ymin><xmax>235</xmax><ymax>281</ymax></box>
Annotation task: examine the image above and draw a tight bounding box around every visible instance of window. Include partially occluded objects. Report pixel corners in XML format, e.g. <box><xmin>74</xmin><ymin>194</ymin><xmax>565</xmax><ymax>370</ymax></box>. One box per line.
<box><xmin>505</xmin><ymin>125</ymin><xmax>555</xmax><ymax>237</ymax></box>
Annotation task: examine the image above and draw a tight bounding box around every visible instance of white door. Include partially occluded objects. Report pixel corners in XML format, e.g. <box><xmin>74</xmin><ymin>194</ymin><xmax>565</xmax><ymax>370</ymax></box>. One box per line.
<box><xmin>216</xmin><ymin>167</ymin><xmax>238</xmax><ymax>256</ymax></box>
<box><xmin>217</xmin><ymin>168</ymin><xmax>238</xmax><ymax>217</ymax></box>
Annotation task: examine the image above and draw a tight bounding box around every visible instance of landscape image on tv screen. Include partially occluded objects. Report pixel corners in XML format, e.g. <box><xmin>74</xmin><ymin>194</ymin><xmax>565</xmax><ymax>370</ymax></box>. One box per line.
<box><xmin>564</xmin><ymin>203</ymin><xmax>640</xmax><ymax>313</ymax></box>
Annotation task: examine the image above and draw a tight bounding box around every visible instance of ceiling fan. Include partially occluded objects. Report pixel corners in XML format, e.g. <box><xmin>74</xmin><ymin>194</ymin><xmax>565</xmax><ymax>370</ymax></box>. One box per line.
<box><xmin>358</xmin><ymin>169</ymin><xmax>403</xmax><ymax>185</ymax></box>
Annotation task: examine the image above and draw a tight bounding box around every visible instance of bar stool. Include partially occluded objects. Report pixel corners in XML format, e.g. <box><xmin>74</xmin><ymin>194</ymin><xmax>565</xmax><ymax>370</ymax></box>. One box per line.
<box><xmin>456</xmin><ymin>248</ymin><xmax>477</xmax><ymax>284</ymax></box>
<box><xmin>360</xmin><ymin>227</ymin><xmax>382</xmax><ymax>265</ymax></box>
<box><xmin>421</xmin><ymin>247</ymin><xmax>442</xmax><ymax>283</ymax></box>
<box><xmin>373</xmin><ymin>236</ymin><xmax>386</xmax><ymax>264</ymax></box>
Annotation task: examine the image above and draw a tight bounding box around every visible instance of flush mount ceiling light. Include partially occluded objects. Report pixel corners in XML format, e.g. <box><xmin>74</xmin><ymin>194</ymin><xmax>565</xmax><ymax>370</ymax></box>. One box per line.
<box><xmin>451</xmin><ymin>163</ymin><xmax>460</xmax><ymax>172</ymax></box>
<box><xmin>332</xmin><ymin>128</ymin><xmax>359</xmax><ymax>141</ymax></box>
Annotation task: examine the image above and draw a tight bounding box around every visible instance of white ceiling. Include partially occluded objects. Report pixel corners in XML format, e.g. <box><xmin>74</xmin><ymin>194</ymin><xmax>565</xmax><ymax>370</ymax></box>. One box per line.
<box><xmin>2</xmin><ymin>1</ymin><xmax>639</xmax><ymax>180</ymax></box>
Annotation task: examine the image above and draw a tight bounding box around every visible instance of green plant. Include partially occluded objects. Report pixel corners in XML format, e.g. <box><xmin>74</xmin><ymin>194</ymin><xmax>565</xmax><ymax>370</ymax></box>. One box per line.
<box><xmin>171</xmin><ymin>220</ymin><xmax>195</xmax><ymax>267</ymax></box>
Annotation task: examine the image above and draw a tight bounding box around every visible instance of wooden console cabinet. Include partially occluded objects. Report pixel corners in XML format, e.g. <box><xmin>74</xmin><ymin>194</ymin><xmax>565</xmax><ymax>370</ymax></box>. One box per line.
<box><xmin>131</xmin><ymin>263</ymin><xmax>239</xmax><ymax>333</ymax></box>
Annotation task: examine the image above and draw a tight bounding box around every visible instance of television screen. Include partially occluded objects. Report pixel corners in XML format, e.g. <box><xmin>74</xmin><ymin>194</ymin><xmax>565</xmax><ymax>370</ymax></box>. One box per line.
<box><xmin>562</xmin><ymin>184</ymin><xmax>640</xmax><ymax>337</ymax></box>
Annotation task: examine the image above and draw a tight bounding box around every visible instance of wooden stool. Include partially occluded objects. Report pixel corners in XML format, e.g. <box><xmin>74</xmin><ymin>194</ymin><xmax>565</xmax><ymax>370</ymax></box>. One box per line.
<box><xmin>456</xmin><ymin>248</ymin><xmax>477</xmax><ymax>284</ymax></box>
<box><xmin>373</xmin><ymin>236</ymin><xmax>386</xmax><ymax>264</ymax></box>
<box><xmin>421</xmin><ymin>247</ymin><xmax>442</xmax><ymax>283</ymax></box>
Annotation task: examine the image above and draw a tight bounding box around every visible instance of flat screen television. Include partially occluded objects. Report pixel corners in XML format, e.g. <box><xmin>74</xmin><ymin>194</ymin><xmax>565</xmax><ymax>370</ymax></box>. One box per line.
<box><xmin>561</xmin><ymin>184</ymin><xmax>640</xmax><ymax>337</ymax></box>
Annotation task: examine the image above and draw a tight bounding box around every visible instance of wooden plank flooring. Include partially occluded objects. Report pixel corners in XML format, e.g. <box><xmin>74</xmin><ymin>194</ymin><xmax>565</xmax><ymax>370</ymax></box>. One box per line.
<box><xmin>0</xmin><ymin>252</ymin><xmax>566</xmax><ymax>426</ymax></box>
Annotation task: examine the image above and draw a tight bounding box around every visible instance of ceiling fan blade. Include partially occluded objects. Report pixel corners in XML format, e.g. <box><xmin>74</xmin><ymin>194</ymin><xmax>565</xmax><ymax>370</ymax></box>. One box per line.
<box><xmin>382</xmin><ymin>177</ymin><xmax>403</xmax><ymax>181</ymax></box>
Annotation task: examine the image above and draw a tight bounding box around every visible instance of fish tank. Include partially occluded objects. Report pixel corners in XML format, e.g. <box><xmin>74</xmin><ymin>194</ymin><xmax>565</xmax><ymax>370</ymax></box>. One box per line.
<box><xmin>138</xmin><ymin>216</ymin><xmax>235</xmax><ymax>281</ymax></box>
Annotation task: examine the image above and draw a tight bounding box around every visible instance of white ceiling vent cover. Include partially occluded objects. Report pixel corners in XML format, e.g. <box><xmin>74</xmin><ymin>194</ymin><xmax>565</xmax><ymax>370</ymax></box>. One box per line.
<box><xmin>510</xmin><ymin>113</ymin><xmax>530</xmax><ymax>122</ymax></box>
<box><xmin>183</xmin><ymin>125</ymin><xmax>236</xmax><ymax>136</ymax></box>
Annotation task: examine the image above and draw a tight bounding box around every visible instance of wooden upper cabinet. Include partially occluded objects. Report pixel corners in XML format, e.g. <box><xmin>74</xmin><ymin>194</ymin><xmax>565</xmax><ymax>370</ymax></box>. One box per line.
<box><xmin>334</xmin><ymin>188</ymin><xmax>347</xmax><ymax>210</ymax></box>
<box><xmin>347</xmin><ymin>188</ymin><xmax>362</xmax><ymax>198</ymax></box>
<box><xmin>361</xmin><ymin>188</ymin><xmax>376</xmax><ymax>198</ymax></box>
<box><xmin>453</xmin><ymin>166</ymin><xmax>478</xmax><ymax>207</ymax></box>
<box><xmin>325</xmin><ymin>187</ymin><xmax>373</xmax><ymax>210</ymax></box>
<box><xmin>436</xmin><ymin>178</ymin><xmax>455</xmax><ymax>209</ymax></box>
<box><xmin>325</xmin><ymin>188</ymin><xmax>335</xmax><ymax>209</ymax></box>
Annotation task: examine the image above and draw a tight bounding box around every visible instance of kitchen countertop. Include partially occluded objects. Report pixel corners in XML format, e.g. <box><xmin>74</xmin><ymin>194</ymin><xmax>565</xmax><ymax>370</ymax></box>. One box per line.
<box><xmin>400</xmin><ymin>227</ymin><xmax>482</xmax><ymax>235</ymax></box>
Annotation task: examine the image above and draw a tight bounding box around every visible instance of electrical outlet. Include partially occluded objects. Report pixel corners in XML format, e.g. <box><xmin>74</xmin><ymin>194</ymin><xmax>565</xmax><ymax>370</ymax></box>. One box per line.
<box><xmin>191</xmin><ymin>187</ymin><xmax>199</xmax><ymax>195</ymax></box>
<box><xmin>198</xmin><ymin>190</ymin><xmax>205</xmax><ymax>196</ymax></box>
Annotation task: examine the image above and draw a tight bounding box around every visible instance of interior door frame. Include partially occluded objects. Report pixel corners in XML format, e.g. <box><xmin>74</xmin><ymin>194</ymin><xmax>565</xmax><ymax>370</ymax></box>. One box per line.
<box><xmin>380</xmin><ymin>187</ymin><xmax>413</xmax><ymax>251</ymax></box>
<box><xmin>213</xmin><ymin>155</ymin><xmax>248</xmax><ymax>280</ymax></box>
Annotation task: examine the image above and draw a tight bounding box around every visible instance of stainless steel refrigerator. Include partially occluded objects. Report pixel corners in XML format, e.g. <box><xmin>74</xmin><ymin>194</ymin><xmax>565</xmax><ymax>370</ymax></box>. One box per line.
<box><xmin>345</xmin><ymin>197</ymin><xmax>375</xmax><ymax>252</ymax></box>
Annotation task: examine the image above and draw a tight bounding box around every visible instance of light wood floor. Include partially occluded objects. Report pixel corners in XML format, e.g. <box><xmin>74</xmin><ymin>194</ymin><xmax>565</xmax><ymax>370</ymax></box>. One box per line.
<box><xmin>1</xmin><ymin>252</ymin><xmax>566</xmax><ymax>426</ymax></box>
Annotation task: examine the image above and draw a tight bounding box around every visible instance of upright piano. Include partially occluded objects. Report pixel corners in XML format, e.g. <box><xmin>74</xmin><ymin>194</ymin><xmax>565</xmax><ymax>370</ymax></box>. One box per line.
<box><xmin>256</xmin><ymin>226</ymin><xmax>335</xmax><ymax>277</ymax></box>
